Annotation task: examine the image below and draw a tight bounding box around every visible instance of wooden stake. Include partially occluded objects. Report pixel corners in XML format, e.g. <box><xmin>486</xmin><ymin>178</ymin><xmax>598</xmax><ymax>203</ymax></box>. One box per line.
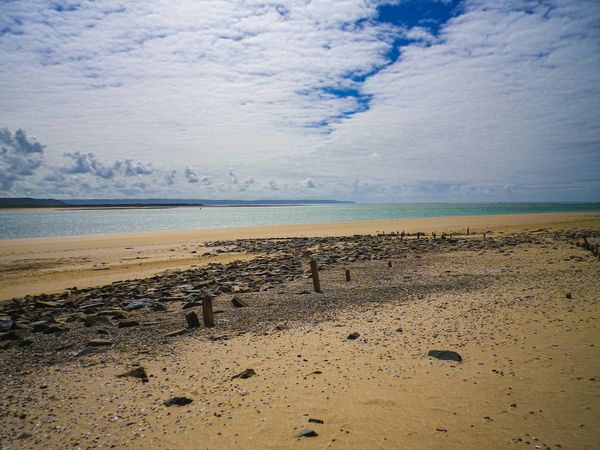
<box><xmin>345</xmin><ymin>269</ymin><xmax>351</xmax><ymax>282</ymax></box>
<box><xmin>202</xmin><ymin>297</ymin><xmax>215</xmax><ymax>327</ymax></box>
<box><xmin>387</xmin><ymin>261</ymin><xmax>392</xmax><ymax>268</ymax></box>
<box><xmin>310</xmin><ymin>260</ymin><xmax>321</xmax><ymax>293</ymax></box>
<box><xmin>185</xmin><ymin>311</ymin><xmax>200</xmax><ymax>328</ymax></box>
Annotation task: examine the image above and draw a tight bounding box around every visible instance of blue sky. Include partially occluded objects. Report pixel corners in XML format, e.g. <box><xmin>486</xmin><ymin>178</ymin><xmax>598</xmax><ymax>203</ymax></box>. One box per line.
<box><xmin>0</xmin><ymin>0</ymin><xmax>599</xmax><ymax>201</ymax></box>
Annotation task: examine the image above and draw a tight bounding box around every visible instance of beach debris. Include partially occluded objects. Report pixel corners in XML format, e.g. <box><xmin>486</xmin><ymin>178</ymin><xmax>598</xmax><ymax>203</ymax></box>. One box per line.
<box><xmin>0</xmin><ymin>316</ymin><xmax>13</xmax><ymax>332</ymax></box>
<box><xmin>182</xmin><ymin>301</ymin><xmax>202</xmax><ymax>309</ymax></box>
<box><xmin>308</xmin><ymin>418</ymin><xmax>324</xmax><ymax>424</ymax></box>
<box><xmin>185</xmin><ymin>311</ymin><xmax>200</xmax><ymax>328</ymax></box>
<box><xmin>118</xmin><ymin>319</ymin><xmax>140</xmax><ymax>328</ymax></box>
<box><xmin>85</xmin><ymin>339</ymin><xmax>113</xmax><ymax>347</ymax></box>
<box><xmin>84</xmin><ymin>315</ymin><xmax>113</xmax><ymax>327</ymax></box>
<box><xmin>165</xmin><ymin>328</ymin><xmax>188</xmax><ymax>337</ymax></box>
<box><xmin>345</xmin><ymin>269</ymin><xmax>351</xmax><ymax>281</ymax></box>
<box><xmin>347</xmin><ymin>332</ymin><xmax>360</xmax><ymax>340</ymax></box>
<box><xmin>428</xmin><ymin>350</ymin><xmax>463</xmax><ymax>362</ymax></box>
<box><xmin>1</xmin><ymin>331</ymin><xmax>22</xmax><ymax>341</ymax></box>
<box><xmin>75</xmin><ymin>346</ymin><xmax>105</xmax><ymax>357</ymax></box>
<box><xmin>396</xmin><ymin>327</ymin><xmax>403</xmax><ymax>333</ymax></box>
<box><xmin>231</xmin><ymin>296</ymin><xmax>249</xmax><ymax>307</ymax></box>
<box><xmin>297</xmin><ymin>428</ymin><xmax>318</xmax><ymax>438</ymax></box>
<box><xmin>117</xmin><ymin>366</ymin><xmax>149</xmax><ymax>382</ymax></box>
<box><xmin>565</xmin><ymin>292</ymin><xmax>572</xmax><ymax>299</ymax></box>
<box><xmin>232</xmin><ymin>368</ymin><xmax>256</xmax><ymax>380</ymax></box>
<box><xmin>436</xmin><ymin>427</ymin><xmax>448</xmax><ymax>432</ymax></box>
<box><xmin>164</xmin><ymin>396</ymin><xmax>193</xmax><ymax>407</ymax></box>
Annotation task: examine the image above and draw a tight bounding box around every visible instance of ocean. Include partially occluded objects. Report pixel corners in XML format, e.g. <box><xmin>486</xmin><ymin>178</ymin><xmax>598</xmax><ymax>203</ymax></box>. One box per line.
<box><xmin>0</xmin><ymin>202</ymin><xmax>598</xmax><ymax>240</ymax></box>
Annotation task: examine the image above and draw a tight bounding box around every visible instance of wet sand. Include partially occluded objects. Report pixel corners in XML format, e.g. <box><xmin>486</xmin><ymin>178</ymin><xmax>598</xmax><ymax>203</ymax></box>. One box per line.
<box><xmin>1</xmin><ymin>211</ymin><xmax>598</xmax><ymax>300</ymax></box>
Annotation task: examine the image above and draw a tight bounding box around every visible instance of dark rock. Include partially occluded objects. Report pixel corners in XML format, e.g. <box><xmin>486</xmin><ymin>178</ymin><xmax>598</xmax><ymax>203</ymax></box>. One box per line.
<box><xmin>231</xmin><ymin>296</ymin><xmax>249</xmax><ymax>308</ymax></box>
<box><xmin>0</xmin><ymin>331</ymin><xmax>22</xmax><ymax>342</ymax></box>
<box><xmin>123</xmin><ymin>300</ymin><xmax>150</xmax><ymax>311</ymax></box>
<box><xmin>31</xmin><ymin>321</ymin><xmax>49</xmax><ymax>333</ymax></box>
<box><xmin>566</xmin><ymin>292</ymin><xmax>572</xmax><ymax>299</ymax></box>
<box><xmin>35</xmin><ymin>301</ymin><xmax>60</xmax><ymax>308</ymax></box>
<box><xmin>347</xmin><ymin>332</ymin><xmax>360</xmax><ymax>340</ymax></box>
<box><xmin>0</xmin><ymin>316</ymin><xmax>13</xmax><ymax>332</ymax></box>
<box><xmin>308</xmin><ymin>418</ymin><xmax>324</xmax><ymax>424</ymax></box>
<box><xmin>97</xmin><ymin>309</ymin><xmax>128</xmax><ymax>319</ymax></box>
<box><xmin>297</xmin><ymin>428</ymin><xmax>318</xmax><ymax>438</ymax></box>
<box><xmin>75</xmin><ymin>346</ymin><xmax>105</xmax><ymax>357</ymax></box>
<box><xmin>86</xmin><ymin>339</ymin><xmax>113</xmax><ymax>347</ymax></box>
<box><xmin>182</xmin><ymin>301</ymin><xmax>202</xmax><ymax>309</ymax></box>
<box><xmin>164</xmin><ymin>396</ymin><xmax>193</xmax><ymax>406</ymax></box>
<box><xmin>44</xmin><ymin>325</ymin><xmax>66</xmax><ymax>334</ymax></box>
<box><xmin>232</xmin><ymin>368</ymin><xmax>256</xmax><ymax>379</ymax></box>
<box><xmin>118</xmin><ymin>319</ymin><xmax>140</xmax><ymax>328</ymax></box>
<box><xmin>428</xmin><ymin>350</ymin><xmax>463</xmax><ymax>362</ymax></box>
<box><xmin>84</xmin><ymin>315</ymin><xmax>113</xmax><ymax>327</ymax></box>
<box><xmin>117</xmin><ymin>366</ymin><xmax>149</xmax><ymax>382</ymax></box>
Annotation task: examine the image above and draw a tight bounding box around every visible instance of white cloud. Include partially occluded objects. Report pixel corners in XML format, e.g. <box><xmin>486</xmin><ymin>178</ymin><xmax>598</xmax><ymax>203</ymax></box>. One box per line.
<box><xmin>0</xmin><ymin>0</ymin><xmax>598</xmax><ymax>201</ymax></box>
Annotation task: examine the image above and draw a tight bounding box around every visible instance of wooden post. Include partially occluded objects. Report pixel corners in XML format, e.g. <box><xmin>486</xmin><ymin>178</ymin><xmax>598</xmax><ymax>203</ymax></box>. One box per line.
<box><xmin>467</xmin><ymin>227</ymin><xmax>470</xmax><ymax>236</ymax></box>
<box><xmin>310</xmin><ymin>260</ymin><xmax>321</xmax><ymax>293</ymax></box>
<box><xmin>202</xmin><ymin>297</ymin><xmax>215</xmax><ymax>327</ymax></box>
<box><xmin>387</xmin><ymin>261</ymin><xmax>392</xmax><ymax>268</ymax></box>
<box><xmin>186</xmin><ymin>311</ymin><xmax>200</xmax><ymax>328</ymax></box>
<box><xmin>345</xmin><ymin>269</ymin><xmax>351</xmax><ymax>282</ymax></box>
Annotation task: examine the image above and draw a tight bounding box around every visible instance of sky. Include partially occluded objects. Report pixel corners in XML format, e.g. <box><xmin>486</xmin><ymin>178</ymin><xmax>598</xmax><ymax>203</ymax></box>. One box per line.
<box><xmin>0</xmin><ymin>0</ymin><xmax>599</xmax><ymax>202</ymax></box>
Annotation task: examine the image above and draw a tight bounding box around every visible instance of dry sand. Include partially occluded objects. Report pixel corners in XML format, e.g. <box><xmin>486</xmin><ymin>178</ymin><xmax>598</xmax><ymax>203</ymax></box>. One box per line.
<box><xmin>0</xmin><ymin>212</ymin><xmax>599</xmax><ymax>449</ymax></box>
<box><xmin>1</xmin><ymin>211</ymin><xmax>598</xmax><ymax>301</ymax></box>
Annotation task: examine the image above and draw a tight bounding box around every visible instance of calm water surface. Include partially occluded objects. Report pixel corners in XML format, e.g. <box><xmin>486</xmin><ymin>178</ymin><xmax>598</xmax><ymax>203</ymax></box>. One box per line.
<box><xmin>1</xmin><ymin>203</ymin><xmax>598</xmax><ymax>240</ymax></box>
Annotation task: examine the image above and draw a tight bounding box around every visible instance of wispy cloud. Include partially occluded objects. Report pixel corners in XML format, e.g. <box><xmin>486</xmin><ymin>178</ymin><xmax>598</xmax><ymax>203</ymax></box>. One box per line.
<box><xmin>0</xmin><ymin>0</ymin><xmax>598</xmax><ymax>201</ymax></box>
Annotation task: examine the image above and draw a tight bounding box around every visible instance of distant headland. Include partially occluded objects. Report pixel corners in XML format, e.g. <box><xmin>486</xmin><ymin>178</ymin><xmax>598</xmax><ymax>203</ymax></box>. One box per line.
<box><xmin>0</xmin><ymin>197</ymin><xmax>353</xmax><ymax>209</ymax></box>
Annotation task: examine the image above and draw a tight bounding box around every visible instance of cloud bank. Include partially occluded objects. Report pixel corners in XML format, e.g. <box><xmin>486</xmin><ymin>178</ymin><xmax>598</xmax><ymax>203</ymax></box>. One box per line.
<box><xmin>0</xmin><ymin>0</ymin><xmax>598</xmax><ymax>201</ymax></box>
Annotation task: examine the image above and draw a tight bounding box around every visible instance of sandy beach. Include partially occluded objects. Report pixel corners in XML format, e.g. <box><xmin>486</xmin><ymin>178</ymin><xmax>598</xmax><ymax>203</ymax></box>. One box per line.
<box><xmin>0</xmin><ymin>211</ymin><xmax>599</xmax><ymax>449</ymax></box>
<box><xmin>1</xmin><ymin>211</ymin><xmax>598</xmax><ymax>301</ymax></box>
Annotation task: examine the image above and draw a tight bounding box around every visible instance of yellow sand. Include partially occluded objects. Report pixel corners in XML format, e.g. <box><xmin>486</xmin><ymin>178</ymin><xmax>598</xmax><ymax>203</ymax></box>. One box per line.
<box><xmin>0</xmin><ymin>211</ymin><xmax>598</xmax><ymax>300</ymax></box>
<box><xmin>4</xmin><ymin>215</ymin><xmax>599</xmax><ymax>449</ymax></box>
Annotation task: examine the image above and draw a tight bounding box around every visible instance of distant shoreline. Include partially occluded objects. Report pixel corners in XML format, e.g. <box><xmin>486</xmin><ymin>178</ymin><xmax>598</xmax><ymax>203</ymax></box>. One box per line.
<box><xmin>1</xmin><ymin>203</ymin><xmax>313</xmax><ymax>211</ymax></box>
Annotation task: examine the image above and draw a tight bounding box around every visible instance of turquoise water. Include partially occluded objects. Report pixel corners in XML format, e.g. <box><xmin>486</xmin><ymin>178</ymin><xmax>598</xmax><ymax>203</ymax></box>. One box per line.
<box><xmin>0</xmin><ymin>203</ymin><xmax>598</xmax><ymax>240</ymax></box>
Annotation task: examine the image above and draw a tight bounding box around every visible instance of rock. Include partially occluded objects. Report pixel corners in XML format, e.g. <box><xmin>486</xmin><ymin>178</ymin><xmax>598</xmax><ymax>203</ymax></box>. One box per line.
<box><xmin>428</xmin><ymin>350</ymin><xmax>463</xmax><ymax>362</ymax></box>
<box><xmin>31</xmin><ymin>321</ymin><xmax>50</xmax><ymax>333</ymax></box>
<box><xmin>164</xmin><ymin>396</ymin><xmax>193</xmax><ymax>406</ymax></box>
<box><xmin>118</xmin><ymin>319</ymin><xmax>140</xmax><ymax>328</ymax></box>
<box><xmin>117</xmin><ymin>366</ymin><xmax>149</xmax><ymax>382</ymax></box>
<box><xmin>297</xmin><ymin>428</ymin><xmax>318</xmax><ymax>438</ymax></box>
<box><xmin>44</xmin><ymin>325</ymin><xmax>66</xmax><ymax>334</ymax></box>
<box><xmin>232</xmin><ymin>368</ymin><xmax>256</xmax><ymax>380</ymax></box>
<box><xmin>566</xmin><ymin>292</ymin><xmax>572</xmax><ymax>299</ymax></box>
<box><xmin>97</xmin><ymin>309</ymin><xmax>128</xmax><ymax>319</ymax></box>
<box><xmin>0</xmin><ymin>316</ymin><xmax>13</xmax><ymax>332</ymax></box>
<box><xmin>347</xmin><ymin>332</ymin><xmax>360</xmax><ymax>340</ymax></box>
<box><xmin>308</xmin><ymin>418</ymin><xmax>324</xmax><ymax>424</ymax></box>
<box><xmin>185</xmin><ymin>311</ymin><xmax>201</xmax><ymax>329</ymax></box>
<box><xmin>35</xmin><ymin>301</ymin><xmax>60</xmax><ymax>308</ymax></box>
<box><xmin>165</xmin><ymin>328</ymin><xmax>188</xmax><ymax>337</ymax></box>
<box><xmin>84</xmin><ymin>315</ymin><xmax>113</xmax><ymax>327</ymax></box>
<box><xmin>86</xmin><ymin>339</ymin><xmax>113</xmax><ymax>347</ymax></box>
<box><xmin>231</xmin><ymin>296</ymin><xmax>249</xmax><ymax>308</ymax></box>
<box><xmin>75</xmin><ymin>346</ymin><xmax>105</xmax><ymax>357</ymax></box>
<box><xmin>123</xmin><ymin>300</ymin><xmax>150</xmax><ymax>311</ymax></box>
<box><xmin>182</xmin><ymin>301</ymin><xmax>202</xmax><ymax>309</ymax></box>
